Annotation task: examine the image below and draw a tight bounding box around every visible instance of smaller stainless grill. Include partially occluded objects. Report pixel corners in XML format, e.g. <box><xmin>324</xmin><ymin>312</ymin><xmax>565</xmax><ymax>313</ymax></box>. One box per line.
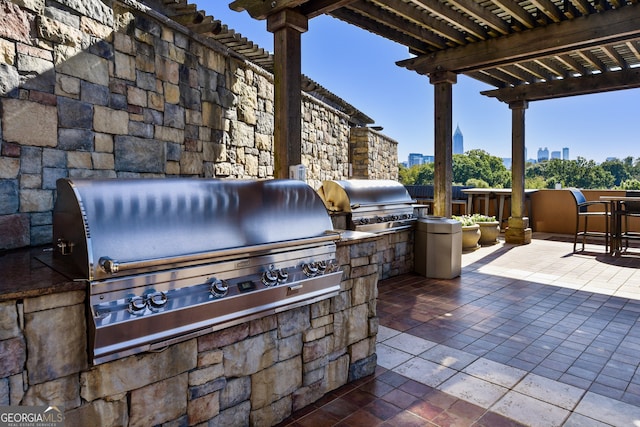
<box><xmin>48</xmin><ymin>178</ymin><xmax>342</xmax><ymax>364</ymax></box>
<box><xmin>318</xmin><ymin>180</ymin><xmax>417</xmax><ymax>234</ymax></box>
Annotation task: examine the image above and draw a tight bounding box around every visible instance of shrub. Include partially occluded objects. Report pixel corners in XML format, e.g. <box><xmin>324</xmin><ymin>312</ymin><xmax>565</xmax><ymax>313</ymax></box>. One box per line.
<box><xmin>452</xmin><ymin>214</ymin><xmax>496</xmax><ymax>226</ymax></box>
<box><xmin>470</xmin><ymin>213</ymin><xmax>497</xmax><ymax>222</ymax></box>
<box><xmin>452</xmin><ymin>215</ymin><xmax>477</xmax><ymax>226</ymax></box>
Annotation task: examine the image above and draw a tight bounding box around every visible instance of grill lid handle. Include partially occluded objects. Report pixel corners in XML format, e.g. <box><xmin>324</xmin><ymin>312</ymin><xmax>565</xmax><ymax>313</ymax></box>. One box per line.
<box><xmin>95</xmin><ymin>232</ymin><xmax>340</xmax><ymax>276</ymax></box>
<box><xmin>99</xmin><ymin>257</ymin><xmax>119</xmax><ymax>274</ymax></box>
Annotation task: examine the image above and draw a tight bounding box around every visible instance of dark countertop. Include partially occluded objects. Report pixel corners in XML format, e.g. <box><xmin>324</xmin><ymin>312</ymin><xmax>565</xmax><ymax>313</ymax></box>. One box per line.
<box><xmin>0</xmin><ymin>231</ymin><xmax>382</xmax><ymax>303</ymax></box>
<box><xmin>0</xmin><ymin>246</ymin><xmax>85</xmax><ymax>302</ymax></box>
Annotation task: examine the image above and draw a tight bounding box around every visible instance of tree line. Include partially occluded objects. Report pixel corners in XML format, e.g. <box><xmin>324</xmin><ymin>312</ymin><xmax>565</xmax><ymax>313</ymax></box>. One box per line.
<box><xmin>399</xmin><ymin>149</ymin><xmax>640</xmax><ymax>190</ymax></box>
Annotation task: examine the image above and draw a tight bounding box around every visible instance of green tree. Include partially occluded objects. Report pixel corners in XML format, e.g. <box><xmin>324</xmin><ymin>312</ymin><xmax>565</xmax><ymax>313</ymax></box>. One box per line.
<box><xmin>465</xmin><ymin>178</ymin><xmax>489</xmax><ymax>188</ymax></box>
<box><xmin>453</xmin><ymin>149</ymin><xmax>510</xmax><ymax>187</ymax></box>
<box><xmin>525</xmin><ymin>175</ymin><xmax>547</xmax><ymax>189</ymax></box>
<box><xmin>398</xmin><ymin>164</ymin><xmax>420</xmax><ymax>185</ymax></box>
<box><xmin>415</xmin><ymin>162</ymin><xmax>434</xmax><ymax>185</ymax></box>
<box><xmin>601</xmin><ymin>158</ymin><xmax>630</xmax><ymax>187</ymax></box>
<box><xmin>525</xmin><ymin>157</ymin><xmax>614</xmax><ymax>189</ymax></box>
<box><xmin>398</xmin><ymin>163</ymin><xmax>434</xmax><ymax>185</ymax></box>
<box><xmin>621</xmin><ymin>179</ymin><xmax>640</xmax><ymax>190</ymax></box>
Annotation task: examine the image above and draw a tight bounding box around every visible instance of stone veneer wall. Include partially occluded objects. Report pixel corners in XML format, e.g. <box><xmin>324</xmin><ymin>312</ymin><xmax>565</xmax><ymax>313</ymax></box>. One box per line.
<box><xmin>0</xmin><ymin>237</ymin><xmax>379</xmax><ymax>426</ymax></box>
<box><xmin>349</xmin><ymin>127</ymin><xmax>399</xmax><ymax>180</ymax></box>
<box><xmin>0</xmin><ymin>0</ymin><xmax>367</xmax><ymax>251</ymax></box>
<box><xmin>377</xmin><ymin>229</ymin><xmax>414</xmax><ymax>280</ymax></box>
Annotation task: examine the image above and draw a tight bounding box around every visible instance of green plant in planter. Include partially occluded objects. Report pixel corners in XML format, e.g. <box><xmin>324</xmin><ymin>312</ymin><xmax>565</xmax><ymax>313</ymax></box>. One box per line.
<box><xmin>470</xmin><ymin>213</ymin><xmax>497</xmax><ymax>223</ymax></box>
<box><xmin>452</xmin><ymin>214</ymin><xmax>481</xmax><ymax>250</ymax></box>
<box><xmin>452</xmin><ymin>214</ymin><xmax>476</xmax><ymax>227</ymax></box>
<box><xmin>471</xmin><ymin>214</ymin><xmax>501</xmax><ymax>245</ymax></box>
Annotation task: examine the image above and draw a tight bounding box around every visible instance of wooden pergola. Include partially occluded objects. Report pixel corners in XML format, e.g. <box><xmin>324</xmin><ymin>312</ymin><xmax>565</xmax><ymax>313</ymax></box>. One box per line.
<box><xmin>222</xmin><ymin>0</ymin><xmax>640</xmax><ymax>244</ymax></box>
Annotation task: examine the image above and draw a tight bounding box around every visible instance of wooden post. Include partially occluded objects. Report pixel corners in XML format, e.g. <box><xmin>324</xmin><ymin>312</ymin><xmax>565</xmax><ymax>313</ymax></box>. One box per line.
<box><xmin>429</xmin><ymin>71</ymin><xmax>457</xmax><ymax>218</ymax></box>
<box><xmin>505</xmin><ymin>99</ymin><xmax>532</xmax><ymax>244</ymax></box>
<box><xmin>267</xmin><ymin>9</ymin><xmax>308</xmax><ymax>178</ymax></box>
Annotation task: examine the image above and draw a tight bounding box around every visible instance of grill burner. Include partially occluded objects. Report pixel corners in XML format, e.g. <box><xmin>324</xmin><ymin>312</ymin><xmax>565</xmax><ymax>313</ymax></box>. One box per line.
<box><xmin>50</xmin><ymin>178</ymin><xmax>342</xmax><ymax>364</ymax></box>
<box><xmin>318</xmin><ymin>180</ymin><xmax>417</xmax><ymax>233</ymax></box>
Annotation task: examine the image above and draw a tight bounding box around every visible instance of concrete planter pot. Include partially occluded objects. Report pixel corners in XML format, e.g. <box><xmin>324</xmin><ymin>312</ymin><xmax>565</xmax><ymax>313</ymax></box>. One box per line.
<box><xmin>461</xmin><ymin>224</ymin><xmax>481</xmax><ymax>251</ymax></box>
<box><xmin>478</xmin><ymin>221</ymin><xmax>501</xmax><ymax>246</ymax></box>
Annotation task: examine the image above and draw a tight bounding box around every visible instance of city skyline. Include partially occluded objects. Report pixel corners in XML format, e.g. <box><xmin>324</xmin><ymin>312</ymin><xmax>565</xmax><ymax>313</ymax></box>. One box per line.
<box><xmin>206</xmin><ymin>3</ymin><xmax>640</xmax><ymax>165</ymax></box>
<box><xmin>405</xmin><ymin>138</ymin><xmax>636</xmax><ymax>165</ymax></box>
<box><xmin>405</xmin><ymin>125</ymin><xmax>571</xmax><ymax>166</ymax></box>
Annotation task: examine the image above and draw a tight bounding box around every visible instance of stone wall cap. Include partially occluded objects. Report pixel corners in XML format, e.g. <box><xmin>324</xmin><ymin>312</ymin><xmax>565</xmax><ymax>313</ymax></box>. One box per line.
<box><xmin>335</xmin><ymin>230</ymin><xmax>381</xmax><ymax>243</ymax></box>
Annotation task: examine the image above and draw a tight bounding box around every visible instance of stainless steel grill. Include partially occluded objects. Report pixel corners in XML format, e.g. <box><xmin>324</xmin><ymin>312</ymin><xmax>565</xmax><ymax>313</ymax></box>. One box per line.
<box><xmin>317</xmin><ymin>180</ymin><xmax>417</xmax><ymax>234</ymax></box>
<box><xmin>48</xmin><ymin>178</ymin><xmax>342</xmax><ymax>364</ymax></box>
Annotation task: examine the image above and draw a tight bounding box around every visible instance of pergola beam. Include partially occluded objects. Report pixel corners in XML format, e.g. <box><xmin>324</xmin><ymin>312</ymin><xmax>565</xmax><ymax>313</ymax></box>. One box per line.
<box><xmin>481</xmin><ymin>67</ymin><xmax>640</xmax><ymax>103</ymax></box>
<box><xmin>330</xmin><ymin>7</ymin><xmax>433</xmax><ymax>53</ymax></box>
<box><xmin>407</xmin><ymin>0</ymin><xmax>489</xmax><ymax>40</ymax></box>
<box><xmin>529</xmin><ymin>0</ymin><xmax>564</xmax><ymax>23</ymax></box>
<box><xmin>555</xmin><ymin>53</ymin><xmax>590</xmax><ymax>76</ymax></box>
<box><xmin>569</xmin><ymin>0</ymin><xmax>593</xmax><ymax>15</ymax></box>
<box><xmin>299</xmin><ymin>0</ymin><xmax>357</xmax><ymax>17</ymax></box>
<box><xmin>446</xmin><ymin>0</ymin><xmax>510</xmax><ymax>35</ymax></box>
<box><xmin>491</xmin><ymin>0</ymin><xmax>537</xmax><ymax>29</ymax></box>
<box><xmin>230</xmin><ymin>0</ymin><xmax>308</xmax><ymax>19</ymax></box>
<box><xmin>349</xmin><ymin>0</ymin><xmax>448</xmax><ymax>49</ymax></box>
<box><xmin>373</xmin><ymin>0</ymin><xmax>469</xmax><ymax>46</ymax></box>
<box><xmin>398</xmin><ymin>4</ymin><xmax>640</xmax><ymax>74</ymax></box>
<box><xmin>534</xmin><ymin>57</ymin><xmax>569</xmax><ymax>79</ymax></box>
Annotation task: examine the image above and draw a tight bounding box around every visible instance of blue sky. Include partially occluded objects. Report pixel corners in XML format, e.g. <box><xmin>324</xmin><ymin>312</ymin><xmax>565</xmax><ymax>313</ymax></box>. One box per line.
<box><xmin>207</xmin><ymin>3</ymin><xmax>639</xmax><ymax>164</ymax></box>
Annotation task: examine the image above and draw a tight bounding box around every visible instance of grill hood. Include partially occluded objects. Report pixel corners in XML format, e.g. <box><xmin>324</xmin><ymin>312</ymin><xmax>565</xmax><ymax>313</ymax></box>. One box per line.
<box><xmin>54</xmin><ymin>178</ymin><xmax>336</xmax><ymax>282</ymax></box>
<box><xmin>318</xmin><ymin>179</ymin><xmax>414</xmax><ymax>212</ymax></box>
<box><xmin>317</xmin><ymin>179</ymin><xmax>417</xmax><ymax>234</ymax></box>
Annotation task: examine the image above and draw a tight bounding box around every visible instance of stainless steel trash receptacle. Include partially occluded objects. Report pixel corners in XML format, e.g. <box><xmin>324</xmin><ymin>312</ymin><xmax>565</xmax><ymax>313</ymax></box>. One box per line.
<box><xmin>415</xmin><ymin>216</ymin><xmax>462</xmax><ymax>279</ymax></box>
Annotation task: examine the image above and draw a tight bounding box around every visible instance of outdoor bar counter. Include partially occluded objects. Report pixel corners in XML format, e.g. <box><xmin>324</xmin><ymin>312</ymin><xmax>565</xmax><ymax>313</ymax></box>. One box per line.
<box><xmin>0</xmin><ymin>247</ymin><xmax>84</xmax><ymax>302</ymax></box>
<box><xmin>0</xmin><ymin>231</ymin><xmax>382</xmax><ymax>426</ymax></box>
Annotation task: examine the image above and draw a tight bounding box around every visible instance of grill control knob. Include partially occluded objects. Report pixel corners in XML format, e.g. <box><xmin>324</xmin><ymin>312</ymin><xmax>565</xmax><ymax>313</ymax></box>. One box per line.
<box><xmin>277</xmin><ymin>268</ymin><xmax>289</xmax><ymax>283</ymax></box>
<box><xmin>208</xmin><ymin>278</ymin><xmax>229</xmax><ymax>298</ymax></box>
<box><xmin>303</xmin><ymin>262</ymin><xmax>319</xmax><ymax>277</ymax></box>
<box><xmin>262</xmin><ymin>269</ymin><xmax>279</xmax><ymax>287</ymax></box>
<box><xmin>128</xmin><ymin>296</ymin><xmax>147</xmax><ymax>314</ymax></box>
<box><xmin>148</xmin><ymin>291</ymin><xmax>168</xmax><ymax>308</ymax></box>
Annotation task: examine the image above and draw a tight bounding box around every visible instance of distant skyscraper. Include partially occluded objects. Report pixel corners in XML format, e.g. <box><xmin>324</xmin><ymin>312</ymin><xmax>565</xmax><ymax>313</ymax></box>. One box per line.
<box><xmin>537</xmin><ymin>147</ymin><xmax>549</xmax><ymax>162</ymax></box>
<box><xmin>562</xmin><ymin>147</ymin><xmax>569</xmax><ymax>160</ymax></box>
<box><xmin>551</xmin><ymin>151</ymin><xmax>561</xmax><ymax>159</ymax></box>
<box><xmin>408</xmin><ymin>153</ymin><xmax>424</xmax><ymax>167</ymax></box>
<box><xmin>453</xmin><ymin>125</ymin><xmax>464</xmax><ymax>154</ymax></box>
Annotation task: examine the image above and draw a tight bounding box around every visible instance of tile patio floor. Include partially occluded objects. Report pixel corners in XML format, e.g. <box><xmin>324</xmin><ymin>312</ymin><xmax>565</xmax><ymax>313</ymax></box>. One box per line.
<box><xmin>277</xmin><ymin>233</ymin><xmax>640</xmax><ymax>426</ymax></box>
